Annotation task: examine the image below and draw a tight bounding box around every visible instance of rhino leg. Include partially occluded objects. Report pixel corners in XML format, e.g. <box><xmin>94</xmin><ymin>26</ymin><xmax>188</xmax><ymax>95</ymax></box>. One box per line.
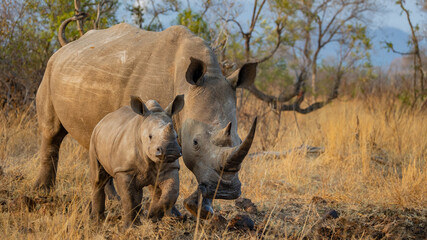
<box><xmin>170</xmin><ymin>205</ymin><xmax>182</xmax><ymax>218</ymax></box>
<box><xmin>115</xmin><ymin>173</ymin><xmax>142</xmax><ymax>228</ymax></box>
<box><xmin>183</xmin><ymin>190</ymin><xmax>213</xmax><ymax>220</ymax></box>
<box><xmin>147</xmin><ymin>172</ymin><xmax>179</xmax><ymax>220</ymax></box>
<box><xmin>34</xmin><ymin>84</ymin><xmax>68</xmax><ymax>190</ymax></box>
<box><xmin>104</xmin><ymin>178</ymin><xmax>120</xmax><ymax>201</ymax></box>
<box><xmin>89</xmin><ymin>152</ymin><xmax>110</xmax><ymax>222</ymax></box>
<box><xmin>33</xmin><ymin>129</ymin><xmax>68</xmax><ymax>190</ymax></box>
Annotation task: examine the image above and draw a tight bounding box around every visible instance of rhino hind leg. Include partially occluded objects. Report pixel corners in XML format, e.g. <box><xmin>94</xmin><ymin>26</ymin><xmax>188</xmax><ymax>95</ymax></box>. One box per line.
<box><xmin>34</xmin><ymin>79</ymin><xmax>68</xmax><ymax>191</ymax></box>
<box><xmin>90</xmin><ymin>164</ymin><xmax>110</xmax><ymax>222</ymax></box>
<box><xmin>33</xmin><ymin>123</ymin><xmax>68</xmax><ymax>191</ymax></box>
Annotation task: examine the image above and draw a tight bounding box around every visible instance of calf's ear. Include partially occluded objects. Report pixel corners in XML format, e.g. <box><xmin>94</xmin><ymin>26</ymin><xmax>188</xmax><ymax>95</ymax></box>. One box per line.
<box><xmin>226</xmin><ymin>62</ymin><xmax>258</xmax><ymax>89</ymax></box>
<box><xmin>165</xmin><ymin>94</ymin><xmax>184</xmax><ymax>117</ymax></box>
<box><xmin>130</xmin><ymin>96</ymin><xmax>150</xmax><ymax>116</ymax></box>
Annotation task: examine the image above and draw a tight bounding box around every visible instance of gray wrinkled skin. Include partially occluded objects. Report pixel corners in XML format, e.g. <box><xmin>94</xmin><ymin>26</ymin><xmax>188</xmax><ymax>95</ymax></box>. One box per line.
<box><xmin>90</xmin><ymin>96</ymin><xmax>184</xmax><ymax>227</ymax></box>
<box><xmin>34</xmin><ymin>23</ymin><xmax>257</xmax><ymax>219</ymax></box>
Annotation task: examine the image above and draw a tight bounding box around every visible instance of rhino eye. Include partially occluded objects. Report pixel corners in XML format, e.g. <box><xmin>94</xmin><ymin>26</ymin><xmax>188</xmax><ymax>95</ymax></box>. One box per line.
<box><xmin>149</xmin><ymin>134</ymin><xmax>152</xmax><ymax>140</ymax></box>
<box><xmin>193</xmin><ymin>139</ymin><xmax>198</xmax><ymax>146</ymax></box>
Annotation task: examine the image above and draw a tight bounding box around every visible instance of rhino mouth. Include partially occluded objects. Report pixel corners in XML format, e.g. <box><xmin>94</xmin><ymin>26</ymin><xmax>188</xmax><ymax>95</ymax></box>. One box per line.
<box><xmin>211</xmin><ymin>188</ymin><xmax>241</xmax><ymax>199</ymax></box>
<box><xmin>199</xmin><ymin>179</ymin><xmax>242</xmax><ymax>200</ymax></box>
<box><xmin>218</xmin><ymin>166</ymin><xmax>239</xmax><ymax>173</ymax></box>
<box><xmin>164</xmin><ymin>154</ymin><xmax>181</xmax><ymax>163</ymax></box>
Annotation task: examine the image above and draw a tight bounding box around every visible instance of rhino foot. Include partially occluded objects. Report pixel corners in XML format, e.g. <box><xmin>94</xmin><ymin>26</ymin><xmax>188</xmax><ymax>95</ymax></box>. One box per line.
<box><xmin>90</xmin><ymin>212</ymin><xmax>106</xmax><ymax>223</ymax></box>
<box><xmin>170</xmin><ymin>205</ymin><xmax>182</xmax><ymax>217</ymax></box>
<box><xmin>33</xmin><ymin>178</ymin><xmax>54</xmax><ymax>192</ymax></box>
<box><xmin>184</xmin><ymin>193</ymin><xmax>213</xmax><ymax>220</ymax></box>
<box><xmin>123</xmin><ymin>218</ymin><xmax>141</xmax><ymax>229</ymax></box>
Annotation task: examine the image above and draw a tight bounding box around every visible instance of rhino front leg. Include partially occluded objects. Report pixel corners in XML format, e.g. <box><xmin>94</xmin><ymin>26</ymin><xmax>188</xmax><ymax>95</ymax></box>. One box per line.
<box><xmin>148</xmin><ymin>172</ymin><xmax>179</xmax><ymax>220</ymax></box>
<box><xmin>183</xmin><ymin>190</ymin><xmax>213</xmax><ymax>220</ymax></box>
<box><xmin>115</xmin><ymin>173</ymin><xmax>142</xmax><ymax>228</ymax></box>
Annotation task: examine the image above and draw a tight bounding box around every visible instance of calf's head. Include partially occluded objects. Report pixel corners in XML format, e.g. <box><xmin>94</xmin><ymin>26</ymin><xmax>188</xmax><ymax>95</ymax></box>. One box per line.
<box><xmin>130</xmin><ymin>95</ymin><xmax>184</xmax><ymax>163</ymax></box>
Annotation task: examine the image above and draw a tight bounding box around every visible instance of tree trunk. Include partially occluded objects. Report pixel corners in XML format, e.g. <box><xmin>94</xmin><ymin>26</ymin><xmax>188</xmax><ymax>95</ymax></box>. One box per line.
<box><xmin>311</xmin><ymin>62</ymin><xmax>317</xmax><ymax>99</ymax></box>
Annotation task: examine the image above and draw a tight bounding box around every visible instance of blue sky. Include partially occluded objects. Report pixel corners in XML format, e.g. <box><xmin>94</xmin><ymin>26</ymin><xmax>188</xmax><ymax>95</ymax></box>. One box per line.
<box><xmin>118</xmin><ymin>0</ymin><xmax>426</xmax><ymax>33</ymax></box>
<box><xmin>373</xmin><ymin>0</ymin><xmax>426</xmax><ymax>34</ymax></box>
<box><xmin>117</xmin><ymin>0</ymin><xmax>427</xmax><ymax>66</ymax></box>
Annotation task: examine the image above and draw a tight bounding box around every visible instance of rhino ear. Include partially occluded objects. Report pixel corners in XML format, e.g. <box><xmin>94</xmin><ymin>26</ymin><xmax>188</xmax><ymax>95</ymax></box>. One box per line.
<box><xmin>226</xmin><ymin>62</ymin><xmax>258</xmax><ymax>89</ymax></box>
<box><xmin>186</xmin><ymin>57</ymin><xmax>207</xmax><ymax>86</ymax></box>
<box><xmin>165</xmin><ymin>94</ymin><xmax>184</xmax><ymax>117</ymax></box>
<box><xmin>130</xmin><ymin>96</ymin><xmax>150</xmax><ymax>116</ymax></box>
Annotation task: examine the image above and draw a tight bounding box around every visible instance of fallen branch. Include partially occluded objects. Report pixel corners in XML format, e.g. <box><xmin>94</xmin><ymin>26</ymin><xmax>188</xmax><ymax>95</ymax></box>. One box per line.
<box><xmin>248</xmin><ymin>145</ymin><xmax>325</xmax><ymax>158</ymax></box>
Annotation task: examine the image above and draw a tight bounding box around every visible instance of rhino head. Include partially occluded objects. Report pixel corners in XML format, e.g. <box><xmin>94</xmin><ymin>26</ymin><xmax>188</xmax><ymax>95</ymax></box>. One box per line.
<box><xmin>177</xmin><ymin>57</ymin><xmax>258</xmax><ymax>218</ymax></box>
<box><xmin>130</xmin><ymin>95</ymin><xmax>185</xmax><ymax>163</ymax></box>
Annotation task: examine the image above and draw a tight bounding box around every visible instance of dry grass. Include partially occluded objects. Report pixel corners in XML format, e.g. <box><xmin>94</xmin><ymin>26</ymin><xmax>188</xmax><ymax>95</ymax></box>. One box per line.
<box><xmin>0</xmin><ymin>97</ymin><xmax>426</xmax><ymax>239</ymax></box>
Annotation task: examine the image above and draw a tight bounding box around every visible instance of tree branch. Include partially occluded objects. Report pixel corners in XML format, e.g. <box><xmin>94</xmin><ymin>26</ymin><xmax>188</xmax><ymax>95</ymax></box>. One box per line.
<box><xmin>94</xmin><ymin>0</ymin><xmax>106</xmax><ymax>29</ymax></box>
<box><xmin>74</xmin><ymin>0</ymin><xmax>84</xmax><ymax>36</ymax></box>
<box><xmin>244</xmin><ymin>69</ymin><xmax>307</xmax><ymax>105</ymax></box>
<box><xmin>223</xmin><ymin>18</ymin><xmax>245</xmax><ymax>35</ymax></box>
<box><xmin>249</xmin><ymin>0</ymin><xmax>266</xmax><ymax>33</ymax></box>
<box><xmin>399</xmin><ymin>0</ymin><xmax>424</xmax><ymax>94</ymax></box>
<box><xmin>256</xmin><ymin>21</ymin><xmax>283</xmax><ymax>64</ymax></box>
<box><xmin>58</xmin><ymin>13</ymin><xmax>88</xmax><ymax>47</ymax></box>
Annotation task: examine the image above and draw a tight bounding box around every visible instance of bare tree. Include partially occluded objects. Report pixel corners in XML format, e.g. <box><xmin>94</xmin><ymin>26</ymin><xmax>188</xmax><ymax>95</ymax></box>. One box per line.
<box><xmin>386</xmin><ymin>0</ymin><xmax>425</xmax><ymax>105</ymax></box>
<box><xmin>127</xmin><ymin>0</ymin><xmax>145</xmax><ymax>29</ymax></box>
<box><xmin>58</xmin><ymin>0</ymin><xmax>88</xmax><ymax>46</ymax></box>
<box><xmin>94</xmin><ymin>0</ymin><xmax>116</xmax><ymax>29</ymax></box>
<box><xmin>127</xmin><ymin>0</ymin><xmax>180</xmax><ymax>31</ymax></box>
<box><xmin>219</xmin><ymin>0</ymin><xmax>375</xmax><ymax>114</ymax></box>
<box><xmin>74</xmin><ymin>0</ymin><xmax>85</xmax><ymax>36</ymax></box>
<box><xmin>59</xmin><ymin>0</ymin><xmax>119</xmax><ymax>46</ymax></box>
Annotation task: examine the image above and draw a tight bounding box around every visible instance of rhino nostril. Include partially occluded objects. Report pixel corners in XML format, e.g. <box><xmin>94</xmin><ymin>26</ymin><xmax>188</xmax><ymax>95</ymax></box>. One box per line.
<box><xmin>156</xmin><ymin>147</ymin><xmax>163</xmax><ymax>157</ymax></box>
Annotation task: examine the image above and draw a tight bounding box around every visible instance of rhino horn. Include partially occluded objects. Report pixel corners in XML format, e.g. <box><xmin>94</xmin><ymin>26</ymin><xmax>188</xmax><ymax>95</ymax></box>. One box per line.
<box><xmin>222</xmin><ymin>117</ymin><xmax>257</xmax><ymax>171</ymax></box>
<box><xmin>165</xmin><ymin>122</ymin><xmax>174</xmax><ymax>134</ymax></box>
<box><xmin>221</xmin><ymin>122</ymin><xmax>232</xmax><ymax>136</ymax></box>
<box><xmin>212</xmin><ymin>122</ymin><xmax>232</xmax><ymax>146</ymax></box>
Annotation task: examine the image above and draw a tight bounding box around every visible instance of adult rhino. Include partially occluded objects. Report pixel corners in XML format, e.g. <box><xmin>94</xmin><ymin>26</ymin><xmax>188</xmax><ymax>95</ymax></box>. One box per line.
<box><xmin>35</xmin><ymin>23</ymin><xmax>257</xmax><ymax>218</ymax></box>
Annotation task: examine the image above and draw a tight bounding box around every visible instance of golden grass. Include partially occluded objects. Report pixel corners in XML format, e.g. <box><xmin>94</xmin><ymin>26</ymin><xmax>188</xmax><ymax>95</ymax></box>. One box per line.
<box><xmin>0</xmin><ymin>97</ymin><xmax>426</xmax><ymax>239</ymax></box>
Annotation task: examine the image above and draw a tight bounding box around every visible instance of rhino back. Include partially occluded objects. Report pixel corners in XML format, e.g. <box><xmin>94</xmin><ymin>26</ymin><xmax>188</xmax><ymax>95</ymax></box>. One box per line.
<box><xmin>43</xmin><ymin>23</ymin><xmax>220</xmax><ymax>148</ymax></box>
<box><xmin>91</xmin><ymin>106</ymin><xmax>141</xmax><ymax>176</ymax></box>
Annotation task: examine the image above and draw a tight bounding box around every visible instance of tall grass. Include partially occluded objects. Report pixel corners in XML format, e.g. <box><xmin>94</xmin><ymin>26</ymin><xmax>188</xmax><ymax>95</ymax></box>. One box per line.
<box><xmin>0</xmin><ymin>97</ymin><xmax>426</xmax><ymax>239</ymax></box>
<box><xmin>239</xmin><ymin>96</ymin><xmax>426</xmax><ymax>208</ymax></box>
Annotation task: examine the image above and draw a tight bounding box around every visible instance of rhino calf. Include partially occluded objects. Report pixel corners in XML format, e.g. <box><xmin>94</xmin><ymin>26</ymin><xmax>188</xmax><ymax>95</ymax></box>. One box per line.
<box><xmin>89</xmin><ymin>95</ymin><xmax>184</xmax><ymax>227</ymax></box>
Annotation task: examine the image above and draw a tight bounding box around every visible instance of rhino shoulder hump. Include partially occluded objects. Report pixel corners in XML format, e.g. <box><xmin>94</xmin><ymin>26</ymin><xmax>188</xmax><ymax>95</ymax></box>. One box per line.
<box><xmin>111</xmin><ymin>22</ymin><xmax>140</xmax><ymax>30</ymax></box>
<box><xmin>164</xmin><ymin>25</ymin><xmax>194</xmax><ymax>37</ymax></box>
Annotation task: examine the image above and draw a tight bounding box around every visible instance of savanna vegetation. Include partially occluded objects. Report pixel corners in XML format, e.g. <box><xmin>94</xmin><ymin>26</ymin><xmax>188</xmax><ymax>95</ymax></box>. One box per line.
<box><xmin>1</xmin><ymin>0</ymin><xmax>426</xmax><ymax>239</ymax></box>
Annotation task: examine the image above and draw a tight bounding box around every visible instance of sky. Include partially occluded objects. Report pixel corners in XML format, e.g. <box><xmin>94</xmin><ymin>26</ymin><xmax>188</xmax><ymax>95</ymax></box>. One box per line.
<box><xmin>373</xmin><ymin>0</ymin><xmax>426</xmax><ymax>34</ymax></box>
<box><xmin>369</xmin><ymin>0</ymin><xmax>426</xmax><ymax>66</ymax></box>
<box><xmin>118</xmin><ymin>0</ymin><xmax>426</xmax><ymax>33</ymax></box>
<box><xmin>117</xmin><ymin>0</ymin><xmax>427</xmax><ymax>66</ymax></box>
